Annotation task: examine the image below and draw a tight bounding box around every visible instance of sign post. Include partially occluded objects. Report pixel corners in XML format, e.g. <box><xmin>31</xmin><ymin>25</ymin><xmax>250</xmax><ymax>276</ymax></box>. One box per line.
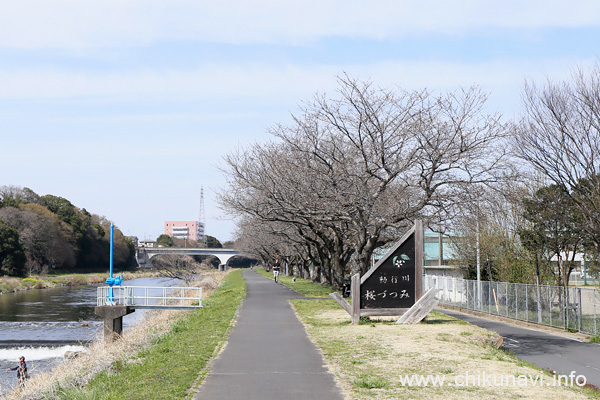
<box><xmin>351</xmin><ymin>274</ymin><xmax>361</xmax><ymax>324</ymax></box>
<box><xmin>330</xmin><ymin>220</ymin><xmax>437</xmax><ymax>324</ymax></box>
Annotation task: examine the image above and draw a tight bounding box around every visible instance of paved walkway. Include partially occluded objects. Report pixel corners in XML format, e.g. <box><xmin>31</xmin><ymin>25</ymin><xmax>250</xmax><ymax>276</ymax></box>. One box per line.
<box><xmin>195</xmin><ymin>270</ymin><xmax>344</xmax><ymax>400</ymax></box>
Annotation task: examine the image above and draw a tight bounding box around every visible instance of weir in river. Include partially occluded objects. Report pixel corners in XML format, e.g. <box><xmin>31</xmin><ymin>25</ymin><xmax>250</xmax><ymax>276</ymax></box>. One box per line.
<box><xmin>0</xmin><ymin>276</ymin><xmax>179</xmax><ymax>395</ymax></box>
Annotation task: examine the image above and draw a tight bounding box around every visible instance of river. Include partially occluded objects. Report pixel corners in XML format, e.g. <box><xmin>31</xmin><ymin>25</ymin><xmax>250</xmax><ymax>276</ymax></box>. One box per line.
<box><xmin>0</xmin><ymin>276</ymin><xmax>179</xmax><ymax>396</ymax></box>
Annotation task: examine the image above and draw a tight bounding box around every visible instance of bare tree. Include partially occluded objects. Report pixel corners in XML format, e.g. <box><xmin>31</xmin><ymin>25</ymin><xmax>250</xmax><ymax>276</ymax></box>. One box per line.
<box><xmin>514</xmin><ymin>64</ymin><xmax>600</xmax><ymax>258</ymax></box>
<box><xmin>150</xmin><ymin>254</ymin><xmax>206</xmax><ymax>284</ymax></box>
<box><xmin>220</xmin><ymin>76</ymin><xmax>511</xmax><ymax>287</ymax></box>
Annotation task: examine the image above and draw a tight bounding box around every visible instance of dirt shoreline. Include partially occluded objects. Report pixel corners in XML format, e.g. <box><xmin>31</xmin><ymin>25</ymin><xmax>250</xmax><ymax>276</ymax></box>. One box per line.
<box><xmin>0</xmin><ymin>271</ymin><xmax>159</xmax><ymax>295</ymax></box>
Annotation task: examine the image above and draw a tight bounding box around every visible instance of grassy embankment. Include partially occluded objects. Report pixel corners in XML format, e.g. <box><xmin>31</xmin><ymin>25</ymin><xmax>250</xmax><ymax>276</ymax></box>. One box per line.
<box><xmin>10</xmin><ymin>269</ymin><xmax>246</xmax><ymax>400</ymax></box>
<box><xmin>0</xmin><ymin>271</ymin><xmax>158</xmax><ymax>293</ymax></box>
<box><xmin>259</xmin><ymin>267</ymin><xmax>599</xmax><ymax>399</ymax></box>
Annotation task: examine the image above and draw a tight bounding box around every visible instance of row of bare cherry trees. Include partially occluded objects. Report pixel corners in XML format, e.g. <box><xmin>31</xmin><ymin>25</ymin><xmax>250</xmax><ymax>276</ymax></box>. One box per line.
<box><xmin>218</xmin><ymin>75</ymin><xmax>514</xmax><ymax>289</ymax></box>
<box><xmin>219</xmin><ymin>65</ymin><xmax>600</xmax><ymax>289</ymax></box>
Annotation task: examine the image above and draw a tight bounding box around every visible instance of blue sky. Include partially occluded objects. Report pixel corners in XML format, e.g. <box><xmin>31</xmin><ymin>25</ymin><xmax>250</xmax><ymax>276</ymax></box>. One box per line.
<box><xmin>1</xmin><ymin>1</ymin><xmax>599</xmax><ymax>242</ymax></box>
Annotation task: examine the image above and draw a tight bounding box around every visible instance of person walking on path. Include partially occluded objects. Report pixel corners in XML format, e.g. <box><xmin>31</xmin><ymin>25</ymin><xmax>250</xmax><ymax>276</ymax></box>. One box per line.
<box><xmin>273</xmin><ymin>259</ymin><xmax>281</xmax><ymax>282</ymax></box>
<box><xmin>6</xmin><ymin>356</ymin><xmax>28</xmax><ymax>388</ymax></box>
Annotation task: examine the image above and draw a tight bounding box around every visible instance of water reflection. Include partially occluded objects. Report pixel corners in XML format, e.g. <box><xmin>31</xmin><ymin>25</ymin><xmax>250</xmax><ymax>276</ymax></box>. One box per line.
<box><xmin>0</xmin><ymin>285</ymin><xmax>98</xmax><ymax>322</ymax></box>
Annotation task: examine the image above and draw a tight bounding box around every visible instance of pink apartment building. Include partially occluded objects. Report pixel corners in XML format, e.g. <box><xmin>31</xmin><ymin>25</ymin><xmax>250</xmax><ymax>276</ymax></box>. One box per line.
<box><xmin>164</xmin><ymin>221</ymin><xmax>205</xmax><ymax>241</ymax></box>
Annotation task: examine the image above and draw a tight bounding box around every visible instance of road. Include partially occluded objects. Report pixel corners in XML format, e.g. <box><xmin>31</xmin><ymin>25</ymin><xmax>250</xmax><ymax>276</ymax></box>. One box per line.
<box><xmin>440</xmin><ymin>307</ymin><xmax>600</xmax><ymax>388</ymax></box>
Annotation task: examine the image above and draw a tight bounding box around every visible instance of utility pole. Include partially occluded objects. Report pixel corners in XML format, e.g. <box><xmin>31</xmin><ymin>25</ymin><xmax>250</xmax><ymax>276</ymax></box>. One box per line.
<box><xmin>476</xmin><ymin>219</ymin><xmax>481</xmax><ymax>309</ymax></box>
<box><xmin>476</xmin><ymin>195</ymin><xmax>482</xmax><ymax>310</ymax></box>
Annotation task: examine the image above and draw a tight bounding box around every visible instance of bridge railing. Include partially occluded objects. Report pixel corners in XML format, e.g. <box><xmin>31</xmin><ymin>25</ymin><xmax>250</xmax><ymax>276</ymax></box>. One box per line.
<box><xmin>97</xmin><ymin>286</ymin><xmax>202</xmax><ymax>310</ymax></box>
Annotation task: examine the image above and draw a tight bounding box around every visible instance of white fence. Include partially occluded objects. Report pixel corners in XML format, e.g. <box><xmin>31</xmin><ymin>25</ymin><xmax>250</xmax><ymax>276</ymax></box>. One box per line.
<box><xmin>97</xmin><ymin>286</ymin><xmax>203</xmax><ymax>309</ymax></box>
<box><xmin>425</xmin><ymin>275</ymin><xmax>600</xmax><ymax>335</ymax></box>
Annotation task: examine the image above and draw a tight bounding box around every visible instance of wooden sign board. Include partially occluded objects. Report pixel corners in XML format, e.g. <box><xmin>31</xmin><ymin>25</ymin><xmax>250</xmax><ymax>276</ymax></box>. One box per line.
<box><xmin>330</xmin><ymin>221</ymin><xmax>424</xmax><ymax>322</ymax></box>
<box><xmin>360</xmin><ymin>220</ymin><xmax>423</xmax><ymax>312</ymax></box>
<box><xmin>361</xmin><ymin>231</ymin><xmax>417</xmax><ymax>309</ymax></box>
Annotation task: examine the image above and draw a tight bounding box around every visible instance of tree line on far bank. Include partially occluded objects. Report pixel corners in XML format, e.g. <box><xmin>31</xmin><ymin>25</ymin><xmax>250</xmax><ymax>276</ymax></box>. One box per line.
<box><xmin>0</xmin><ymin>186</ymin><xmax>136</xmax><ymax>277</ymax></box>
<box><xmin>155</xmin><ymin>233</ymin><xmax>225</xmax><ymax>249</ymax></box>
<box><xmin>219</xmin><ymin>65</ymin><xmax>600</xmax><ymax>290</ymax></box>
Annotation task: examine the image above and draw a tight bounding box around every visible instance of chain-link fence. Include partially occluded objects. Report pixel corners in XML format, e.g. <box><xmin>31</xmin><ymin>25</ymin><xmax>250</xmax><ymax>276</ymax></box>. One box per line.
<box><xmin>424</xmin><ymin>275</ymin><xmax>600</xmax><ymax>335</ymax></box>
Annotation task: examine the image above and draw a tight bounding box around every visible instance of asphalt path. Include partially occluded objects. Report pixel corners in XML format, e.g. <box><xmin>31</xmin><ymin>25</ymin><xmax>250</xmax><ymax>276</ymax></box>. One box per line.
<box><xmin>194</xmin><ymin>270</ymin><xmax>343</xmax><ymax>400</ymax></box>
<box><xmin>440</xmin><ymin>308</ymin><xmax>600</xmax><ymax>387</ymax></box>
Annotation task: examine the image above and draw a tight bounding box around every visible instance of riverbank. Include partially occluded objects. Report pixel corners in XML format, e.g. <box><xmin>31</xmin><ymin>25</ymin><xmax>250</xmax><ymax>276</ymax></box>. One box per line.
<box><xmin>292</xmin><ymin>301</ymin><xmax>600</xmax><ymax>399</ymax></box>
<box><xmin>0</xmin><ymin>271</ymin><xmax>159</xmax><ymax>294</ymax></box>
<box><xmin>6</xmin><ymin>269</ymin><xmax>244</xmax><ymax>400</ymax></box>
<box><xmin>13</xmin><ymin>269</ymin><xmax>593</xmax><ymax>399</ymax></box>
<box><xmin>256</xmin><ymin>268</ymin><xmax>599</xmax><ymax>399</ymax></box>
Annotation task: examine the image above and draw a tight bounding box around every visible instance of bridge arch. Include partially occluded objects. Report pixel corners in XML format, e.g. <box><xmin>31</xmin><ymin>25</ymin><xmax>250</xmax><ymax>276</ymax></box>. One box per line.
<box><xmin>136</xmin><ymin>247</ymin><xmax>240</xmax><ymax>267</ymax></box>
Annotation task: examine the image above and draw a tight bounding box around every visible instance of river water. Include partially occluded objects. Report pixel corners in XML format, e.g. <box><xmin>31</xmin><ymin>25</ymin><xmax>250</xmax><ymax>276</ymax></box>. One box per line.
<box><xmin>0</xmin><ymin>276</ymin><xmax>179</xmax><ymax>396</ymax></box>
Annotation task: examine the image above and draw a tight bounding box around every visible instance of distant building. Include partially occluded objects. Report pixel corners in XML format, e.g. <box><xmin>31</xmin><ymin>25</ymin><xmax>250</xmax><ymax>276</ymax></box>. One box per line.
<box><xmin>423</xmin><ymin>230</ymin><xmax>461</xmax><ymax>278</ymax></box>
<box><xmin>128</xmin><ymin>236</ymin><xmax>139</xmax><ymax>247</ymax></box>
<box><xmin>164</xmin><ymin>221</ymin><xmax>205</xmax><ymax>241</ymax></box>
<box><xmin>139</xmin><ymin>240</ymin><xmax>157</xmax><ymax>248</ymax></box>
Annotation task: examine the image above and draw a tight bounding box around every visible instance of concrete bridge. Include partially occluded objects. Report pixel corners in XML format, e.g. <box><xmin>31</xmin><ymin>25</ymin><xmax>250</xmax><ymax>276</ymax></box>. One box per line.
<box><xmin>136</xmin><ymin>247</ymin><xmax>241</xmax><ymax>267</ymax></box>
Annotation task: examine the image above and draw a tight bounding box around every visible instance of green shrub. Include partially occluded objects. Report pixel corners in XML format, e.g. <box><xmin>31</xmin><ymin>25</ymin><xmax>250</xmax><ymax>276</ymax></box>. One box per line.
<box><xmin>65</xmin><ymin>275</ymin><xmax>89</xmax><ymax>286</ymax></box>
<box><xmin>0</xmin><ymin>278</ymin><xmax>21</xmax><ymax>292</ymax></box>
<box><xmin>22</xmin><ymin>277</ymin><xmax>39</xmax><ymax>287</ymax></box>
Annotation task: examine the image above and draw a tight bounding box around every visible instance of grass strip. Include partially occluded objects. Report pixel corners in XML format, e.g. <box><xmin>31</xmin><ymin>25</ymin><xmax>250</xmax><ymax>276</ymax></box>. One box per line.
<box><xmin>255</xmin><ymin>266</ymin><xmax>335</xmax><ymax>298</ymax></box>
<box><xmin>56</xmin><ymin>269</ymin><xmax>246</xmax><ymax>400</ymax></box>
<box><xmin>292</xmin><ymin>298</ymin><xmax>600</xmax><ymax>400</ymax></box>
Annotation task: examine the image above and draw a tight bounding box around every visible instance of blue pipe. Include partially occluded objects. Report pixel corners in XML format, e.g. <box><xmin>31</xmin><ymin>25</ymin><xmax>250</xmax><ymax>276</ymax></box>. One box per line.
<box><xmin>110</xmin><ymin>224</ymin><xmax>114</xmax><ymax>279</ymax></box>
<box><xmin>104</xmin><ymin>225</ymin><xmax>115</xmax><ymax>303</ymax></box>
<box><xmin>106</xmin><ymin>225</ymin><xmax>115</xmax><ymax>286</ymax></box>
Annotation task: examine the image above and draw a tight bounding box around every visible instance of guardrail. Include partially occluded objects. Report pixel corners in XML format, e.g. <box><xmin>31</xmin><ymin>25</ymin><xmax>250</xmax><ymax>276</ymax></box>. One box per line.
<box><xmin>97</xmin><ymin>286</ymin><xmax>202</xmax><ymax>310</ymax></box>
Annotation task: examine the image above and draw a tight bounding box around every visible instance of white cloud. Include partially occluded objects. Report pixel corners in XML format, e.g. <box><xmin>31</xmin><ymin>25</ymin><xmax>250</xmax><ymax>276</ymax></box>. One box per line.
<box><xmin>0</xmin><ymin>57</ymin><xmax>590</xmax><ymax>105</ymax></box>
<box><xmin>0</xmin><ymin>64</ymin><xmax>336</xmax><ymax>100</ymax></box>
<box><xmin>1</xmin><ymin>1</ymin><xmax>600</xmax><ymax>49</ymax></box>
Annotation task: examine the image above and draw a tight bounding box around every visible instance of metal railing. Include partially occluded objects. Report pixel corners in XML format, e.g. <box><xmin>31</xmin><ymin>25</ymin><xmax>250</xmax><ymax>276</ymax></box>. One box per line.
<box><xmin>569</xmin><ymin>277</ymin><xmax>600</xmax><ymax>286</ymax></box>
<box><xmin>425</xmin><ymin>275</ymin><xmax>600</xmax><ymax>335</ymax></box>
<box><xmin>97</xmin><ymin>286</ymin><xmax>203</xmax><ymax>309</ymax></box>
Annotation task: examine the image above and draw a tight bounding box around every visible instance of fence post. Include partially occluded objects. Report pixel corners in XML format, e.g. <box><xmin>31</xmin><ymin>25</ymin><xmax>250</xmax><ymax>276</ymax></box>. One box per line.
<box><xmin>442</xmin><ymin>276</ymin><xmax>445</xmax><ymax>302</ymax></box>
<box><xmin>594</xmin><ymin>288</ymin><xmax>597</xmax><ymax>335</ymax></box>
<box><xmin>515</xmin><ymin>284</ymin><xmax>518</xmax><ymax>320</ymax></box>
<box><xmin>535</xmin><ymin>277</ymin><xmax>542</xmax><ymax>324</ymax></box>
<box><xmin>549</xmin><ymin>286</ymin><xmax>552</xmax><ymax>327</ymax></box>
<box><xmin>506</xmin><ymin>283</ymin><xmax>509</xmax><ymax>317</ymax></box>
<box><xmin>453</xmin><ymin>277</ymin><xmax>457</xmax><ymax>306</ymax></box>
<box><xmin>488</xmin><ymin>282</ymin><xmax>491</xmax><ymax>314</ymax></box>
<box><xmin>525</xmin><ymin>284</ymin><xmax>529</xmax><ymax>322</ymax></box>
<box><xmin>563</xmin><ymin>286</ymin><xmax>567</xmax><ymax>330</ymax></box>
<box><xmin>578</xmin><ymin>288</ymin><xmax>582</xmax><ymax>333</ymax></box>
<box><xmin>466</xmin><ymin>279</ymin><xmax>469</xmax><ymax>309</ymax></box>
